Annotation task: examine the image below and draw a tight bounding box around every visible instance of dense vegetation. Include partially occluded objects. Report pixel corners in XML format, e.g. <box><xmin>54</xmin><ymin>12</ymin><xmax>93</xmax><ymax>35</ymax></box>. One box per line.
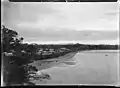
<box><xmin>2</xmin><ymin>25</ymin><xmax>119</xmax><ymax>86</ymax></box>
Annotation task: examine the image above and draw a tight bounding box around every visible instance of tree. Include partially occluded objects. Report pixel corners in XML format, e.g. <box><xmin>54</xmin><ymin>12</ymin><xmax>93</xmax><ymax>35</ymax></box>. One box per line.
<box><xmin>1</xmin><ymin>26</ymin><xmax>38</xmax><ymax>85</ymax></box>
<box><xmin>1</xmin><ymin>25</ymin><xmax>24</xmax><ymax>53</ymax></box>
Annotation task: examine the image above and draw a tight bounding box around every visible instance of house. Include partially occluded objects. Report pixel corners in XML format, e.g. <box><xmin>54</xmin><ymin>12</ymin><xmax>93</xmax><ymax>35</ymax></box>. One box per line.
<box><xmin>3</xmin><ymin>52</ymin><xmax>13</xmax><ymax>56</ymax></box>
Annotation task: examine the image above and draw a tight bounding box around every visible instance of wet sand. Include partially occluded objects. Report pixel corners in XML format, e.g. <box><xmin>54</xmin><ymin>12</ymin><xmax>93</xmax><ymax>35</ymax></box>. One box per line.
<box><xmin>29</xmin><ymin>52</ymin><xmax>78</xmax><ymax>84</ymax></box>
<box><xmin>30</xmin><ymin>52</ymin><xmax>78</xmax><ymax>71</ymax></box>
<box><xmin>30</xmin><ymin>50</ymin><xmax>119</xmax><ymax>85</ymax></box>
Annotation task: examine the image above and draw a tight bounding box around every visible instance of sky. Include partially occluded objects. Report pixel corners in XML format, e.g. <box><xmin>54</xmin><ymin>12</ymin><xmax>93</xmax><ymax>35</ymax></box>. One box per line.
<box><xmin>2</xmin><ymin>2</ymin><xmax>119</xmax><ymax>44</ymax></box>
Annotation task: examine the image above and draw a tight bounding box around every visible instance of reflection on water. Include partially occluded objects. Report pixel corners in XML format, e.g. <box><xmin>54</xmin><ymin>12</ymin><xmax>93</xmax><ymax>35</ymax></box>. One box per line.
<box><xmin>30</xmin><ymin>50</ymin><xmax>119</xmax><ymax>85</ymax></box>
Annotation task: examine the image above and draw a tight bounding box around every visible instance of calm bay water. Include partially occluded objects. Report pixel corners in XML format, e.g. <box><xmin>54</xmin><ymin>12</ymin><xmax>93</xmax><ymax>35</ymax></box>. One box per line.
<box><xmin>31</xmin><ymin>50</ymin><xmax>119</xmax><ymax>85</ymax></box>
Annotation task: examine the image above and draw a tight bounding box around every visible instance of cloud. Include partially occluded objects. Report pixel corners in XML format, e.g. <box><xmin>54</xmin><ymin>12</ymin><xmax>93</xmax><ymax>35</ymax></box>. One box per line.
<box><xmin>2</xmin><ymin>2</ymin><xmax>119</xmax><ymax>44</ymax></box>
<box><xmin>20</xmin><ymin>29</ymin><xmax>118</xmax><ymax>42</ymax></box>
<box><xmin>13</xmin><ymin>3</ymin><xmax>118</xmax><ymax>31</ymax></box>
<box><xmin>2</xmin><ymin>2</ymin><xmax>58</xmax><ymax>27</ymax></box>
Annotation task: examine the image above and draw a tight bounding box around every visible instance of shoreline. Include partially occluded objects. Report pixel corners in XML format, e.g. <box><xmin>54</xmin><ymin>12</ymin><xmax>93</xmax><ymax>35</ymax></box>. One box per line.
<box><xmin>29</xmin><ymin>51</ymin><xmax>78</xmax><ymax>70</ymax></box>
<box><xmin>29</xmin><ymin>50</ymin><xmax>118</xmax><ymax>84</ymax></box>
<box><xmin>29</xmin><ymin>51</ymin><xmax>78</xmax><ymax>84</ymax></box>
<box><xmin>39</xmin><ymin>51</ymin><xmax>78</xmax><ymax>62</ymax></box>
<box><xmin>31</xmin><ymin>52</ymin><xmax>77</xmax><ymax>62</ymax></box>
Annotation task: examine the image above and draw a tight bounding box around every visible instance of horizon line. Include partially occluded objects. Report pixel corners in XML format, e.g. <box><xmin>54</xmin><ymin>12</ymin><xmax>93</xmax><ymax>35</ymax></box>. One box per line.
<box><xmin>23</xmin><ymin>40</ymin><xmax>119</xmax><ymax>45</ymax></box>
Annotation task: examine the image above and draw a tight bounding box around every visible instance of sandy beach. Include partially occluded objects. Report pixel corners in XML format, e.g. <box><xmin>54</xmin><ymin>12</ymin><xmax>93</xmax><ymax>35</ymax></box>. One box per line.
<box><xmin>29</xmin><ymin>52</ymin><xmax>78</xmax><ymax>71</ymax></box>
<box><xmin>30</xmin><ymin>50</ymin><xmax>119</xmax><ymax>85</ymax></box>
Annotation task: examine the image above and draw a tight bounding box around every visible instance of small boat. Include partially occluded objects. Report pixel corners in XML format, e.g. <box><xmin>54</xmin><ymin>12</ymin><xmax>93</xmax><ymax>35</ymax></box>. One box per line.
<box><xmin>105</xmin><ymin>54</ymin><xmax>108</xmax><ymax>56</ymax></box>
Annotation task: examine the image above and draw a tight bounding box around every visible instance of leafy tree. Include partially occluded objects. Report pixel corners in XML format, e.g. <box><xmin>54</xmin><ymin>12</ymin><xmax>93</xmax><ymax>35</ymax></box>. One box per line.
<box><xmin>1</xmin><ymin>25</ymin><xmax>24</xmax><ymax>53</ymax></box>
<box><xmin>1</xmin><ymin>26</ymin><xmax>39</xmax><ymax>85</ymax></box>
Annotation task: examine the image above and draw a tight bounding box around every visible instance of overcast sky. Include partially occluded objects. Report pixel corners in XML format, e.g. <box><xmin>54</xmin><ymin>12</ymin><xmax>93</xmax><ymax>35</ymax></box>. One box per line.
<box><xmin>2</xmin><ymin>2</ymin><xmax>119</xmax><ymax>44</ymax></box>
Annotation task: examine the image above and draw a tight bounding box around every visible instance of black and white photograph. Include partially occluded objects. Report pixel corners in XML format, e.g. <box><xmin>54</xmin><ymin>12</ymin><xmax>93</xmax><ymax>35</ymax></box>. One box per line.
<box><xmin>1</xmin><ymin>1</ymin><xmax>120</xmax><ymax>86</ymax></box>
